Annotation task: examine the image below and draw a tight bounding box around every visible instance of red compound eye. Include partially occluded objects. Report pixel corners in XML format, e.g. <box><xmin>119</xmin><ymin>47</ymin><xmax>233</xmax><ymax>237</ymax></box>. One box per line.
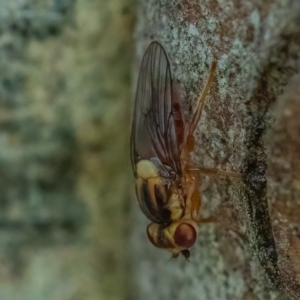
<box><xmin>174</xmin><ymin>223</ymin><xmax>197</xmax><ymax>249</ymax></box>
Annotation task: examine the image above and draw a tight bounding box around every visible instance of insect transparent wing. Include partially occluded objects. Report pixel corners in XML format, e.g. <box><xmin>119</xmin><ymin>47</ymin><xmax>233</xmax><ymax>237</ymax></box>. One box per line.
<box><xmin>130</xmin><ymin>42</ymin><xmax>184</xmax><ymax>177</ymax></box>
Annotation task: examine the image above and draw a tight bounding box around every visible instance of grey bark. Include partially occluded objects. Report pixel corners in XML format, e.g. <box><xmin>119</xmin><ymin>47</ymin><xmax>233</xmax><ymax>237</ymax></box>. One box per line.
<box><xmin>131</xmin><ymin>1</ymin><xmax>300</xmax><ymax>299</ymax></box>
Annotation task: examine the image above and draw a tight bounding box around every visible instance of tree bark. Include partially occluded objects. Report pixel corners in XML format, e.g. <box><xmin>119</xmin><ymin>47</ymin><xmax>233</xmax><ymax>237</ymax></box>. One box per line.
<box><xmin>0</xmin><ymin>1</ymin><xmax>135</xmax><ymax>300</ymax></box>
<box><xmin>131</xmin><ymin>1</ymin><xmax>300</xmax><ymax>299</ymax></box>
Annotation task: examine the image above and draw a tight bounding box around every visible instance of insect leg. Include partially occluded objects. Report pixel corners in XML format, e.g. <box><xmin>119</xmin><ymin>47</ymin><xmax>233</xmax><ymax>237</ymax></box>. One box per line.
<box><xmin>197</xmin><ymin>167</ymin><xmax>242</xmax><ymax>179</ymax></box>
<box><xmin>185</xmin><ymin>166</ymin><xmax>240</xmax><ymax>222</ymax></box>
<box><xmin>191</xmin><ymin>188</ymin><xmax>202</xmax><ymax>221</ymax></box>
<box><xmin>187</xmin><ymin>61</ymin><xmax>217</xmax><ymax>152</ymax></box>
<box><xmin>189</xmin><ymin>174</ymin><xmax>218</xmax><ymax>223</ymax></box>
<box><xmin>184</xmin><ymin>169</ymin><xmax>202</xmax><ymax>221</ymax></box>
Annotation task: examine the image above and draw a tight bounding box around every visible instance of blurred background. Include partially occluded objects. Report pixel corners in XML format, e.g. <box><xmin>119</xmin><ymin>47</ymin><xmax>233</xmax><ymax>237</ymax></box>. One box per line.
<box><xmin>0</xmin><ymin>1</ymin><xmax>136</xmax><ymax>299</ymax></box>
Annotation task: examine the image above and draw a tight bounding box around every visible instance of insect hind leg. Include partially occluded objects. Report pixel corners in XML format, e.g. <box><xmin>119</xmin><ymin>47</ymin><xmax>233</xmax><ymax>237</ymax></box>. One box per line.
<box><xmin>187</xmin><ymin>61</ymin><xmax>217</xmax><ymax>153</ymax></box>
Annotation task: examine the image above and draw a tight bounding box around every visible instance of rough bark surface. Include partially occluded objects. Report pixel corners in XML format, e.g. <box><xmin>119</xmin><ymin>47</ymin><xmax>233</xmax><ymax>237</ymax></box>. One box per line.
<box><xmin>131</xmin><ymin>1</ymin><xmax>300</xmax><ymax>299</ymax></box>
<box><xmin>0</xmin><ymin>1</ymin><xmax>135</xmax><ymax>300</ymax></box>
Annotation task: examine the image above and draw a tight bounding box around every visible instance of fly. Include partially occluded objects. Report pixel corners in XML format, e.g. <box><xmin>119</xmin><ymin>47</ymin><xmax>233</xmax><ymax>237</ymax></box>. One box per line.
<box><xmin>131</xmin><ymin>41</ymin><xmax>219</xmax><ymax>259</ymax></box>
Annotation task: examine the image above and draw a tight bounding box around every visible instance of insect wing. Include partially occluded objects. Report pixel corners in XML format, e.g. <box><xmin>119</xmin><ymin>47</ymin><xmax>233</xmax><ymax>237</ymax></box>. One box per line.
<box><xmin>130</xmin><ymin>42</ymin><xmax>184</xmax><ymax>177</ymax></box>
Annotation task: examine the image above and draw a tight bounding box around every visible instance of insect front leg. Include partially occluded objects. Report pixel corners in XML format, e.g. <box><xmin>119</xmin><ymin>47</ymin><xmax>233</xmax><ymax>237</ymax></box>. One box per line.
<box><xmin>190</xmin><ymin>188</ymin><xmax>202</xmax><ymax>222</ymax></box>
<box><xmin>184</xmin><ymin>169</ymin><xmax>202</xmax><ymax>222</ymax></box>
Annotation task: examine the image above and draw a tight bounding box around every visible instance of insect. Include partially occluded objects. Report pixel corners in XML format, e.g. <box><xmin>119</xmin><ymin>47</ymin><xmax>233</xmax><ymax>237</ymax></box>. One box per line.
<box><xmin>130</xmin><ymin>41</ymin><xmax>217</xmax><ymax>259</ymax></box>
